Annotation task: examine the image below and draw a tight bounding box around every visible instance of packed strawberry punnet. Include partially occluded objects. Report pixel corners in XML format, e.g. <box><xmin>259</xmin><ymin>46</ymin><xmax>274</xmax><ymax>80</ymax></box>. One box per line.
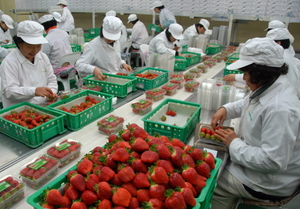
<box><xmin>40</xmin><ymin>123</ymin><xmax>216</xmax><ymax>209</ymax></box>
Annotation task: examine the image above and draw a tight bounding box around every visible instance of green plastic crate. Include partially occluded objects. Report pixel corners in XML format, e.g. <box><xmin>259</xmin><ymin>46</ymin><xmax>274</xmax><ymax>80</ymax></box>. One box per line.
<box><xmin>88</xmin><ymin>27</ymin><xmax>101</xmax><ymax>35</ymax></box>
<box><xmin>148</xmin><ymin>24</ymin><xmax>162</xmax><ymax>33</ymax></box>
<box><xmin>71</xmin><ymin>44</ymin><xmax>81</xmax><ymax>52</ymax></box>
<box><xmin>47</xmin><ymin>90</ymin><xmax>113</xmax><ymax>131</ymax></box>
<box><xmin>1</xmin><ymin>44</ymin><xmax>17</xmax><ymax>49</ymax></box>
<box><xmin>229</xmin><ymin>52</ymin><xmax>240</xmax><ymax>59</ymax></box>
<box><xmin>84</xmin><ymin>73</ymin><xmax>137</xmax><ymax>97</ymax></box>
<box><xmin>84</xmin><ymin>34</ymin><xmax>97</xmax><ymax>42</ymax></box>
<box><xmin>181</xmin><ymin>44</ymin><xmax>188</xmax><ymax>52</ymax></box>
<box><xmin>196</xmin><ymin>158</ymin><xmax>221</xmax><ymax>209</ymax></box>
<box><xmin>205</xmin><ymin>43</ymin><xmax>222</xmax><ymax>55</ymax></box>
<box><xmin>223</xmin><ymin>68</ymin><xmax>243</xmax><ymax>76</ymax></box>
<box><xmin>27</xmin><ymin>163</ymin><xmax>201</xmax><ymax>209</ymax></box>
<box><xmin>142</xmin><ymin>98</ymin><xmax>201</xmax><ymax>143</ymax></box>
<box><xmin>129</xmin><ymin>67</ymin><xmax>169</xmax><ymax>90</ymax></box>
<box><xmin>0</xmin><ymin>102</ymin><xmax>66</xmax><ymax>148</ymax></box>
<box><xmin>182</xmin><ymin>52</ymin><xmax>201</xmax><ymax>66</ymax></box>
<box><xmin>174</xmin><ymin>56</ymin><xmax>187</xmax><ymax>71</ymax></box>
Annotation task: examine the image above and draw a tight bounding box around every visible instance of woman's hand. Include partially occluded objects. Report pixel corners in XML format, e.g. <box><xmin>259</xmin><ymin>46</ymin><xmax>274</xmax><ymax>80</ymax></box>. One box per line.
<box><xmin>214</xmin><ymin>128</ymin><xmax>238</xmax><ymax>147</ymax></box>
<box><xmin>211</xmin><ymin>107</ymin><xmax>227</xmax><ymax>130</ymax></box>
<box><xmin>223</xmin><ymin>74</ymin><xmax>236</xmax><ymax>83</ymax></box>
<box><xmin>122</xmin><ymin>63</ymin><xmax>132</xmax><ymax>73</ymax></box>
<box><xmin>35</xmin><ymin>87</ymin><xmax>56</xmax><ymax>99</ymax></box>
<box><xmin>93</xmin><ymin>67</ymin><xmax>106</xmax><ymax>80</ymax></box>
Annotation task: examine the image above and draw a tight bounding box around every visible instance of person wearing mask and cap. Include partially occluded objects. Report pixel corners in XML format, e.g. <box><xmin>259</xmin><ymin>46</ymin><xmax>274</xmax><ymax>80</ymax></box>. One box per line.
<box><xmin>52</xmin><ymin>11</ymin><xmax>62</xmax><ymax>29</ymax></box>
<box><xmin>148</xmin><ymin>23</ymin><xmax>184</xmax><ymax>57</ymax></box>
<box><xmin>0</xmin><ymin>20</ymin><xmax>58</xmax><ymax>108</ymax></box>
<box><xmin>267</xmin><ymin>28</ymin><xmax>300</xmax><ymax>98</ymax></box>
<box><xmin>0</xmin><ymin>14</ymin><xmax>14</xmax><ymax>45</ymax></box>
<box><xmin>105</xmin><ymin>10</ymin><xmax>127</xmax><ymax>48</ymax></box>
<box><xmin>127</xmin><ymin>14</ymin><xmax>149</xmax><ymax>50</ymax></box>
<box><xmin>57</xmin><ymin>0</ymin><xmax>74</xmax><ymax>33</ymax></box>
<box><xmin>75</xmin><ymin>16</ymin><xmax>132</xmax><ymax>80</ymax></box>
<box><xmin>210</xmin><ymin>37</ymin><xmax>300</xmax><ymax>209</ymax></box>
<box><xmin>177</xmin><ymin>18</ymin><xmax>210</xmax><ymax>47</ymax></box>
<box><xmin>39</xmin><ymin>14</ymin><xmax>72</xmax><ymax>70</ymax></box>
<box><xmin>152</xmin><ymin>0</ymin><xmax>176</xmax><ymax>29</ymax></box>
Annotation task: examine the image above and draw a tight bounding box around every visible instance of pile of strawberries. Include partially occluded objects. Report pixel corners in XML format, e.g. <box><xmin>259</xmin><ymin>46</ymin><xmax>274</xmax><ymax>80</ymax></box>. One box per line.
<box><xmin>3</xmin><ymin>109</ymin><xmax>52</xmax><ymax>129</ymax></box>
<box><xmin>41</xmin><ymin>124</ymin><xmax>215</xmax><ymax>209</ymax></box>
<box><xmin>20</xmin><ymin>155</ymin><xmax>59</xmax><ymax>189</ymax></box>
<box><xmin>60</xmin><ymin>96</ymin><xmax>100</xmax><ymax>114</ymax></box>
<box><xmin>135</xmin><ymin>72</ymin><xmax>159</xmax><ymax>79</ymax></box>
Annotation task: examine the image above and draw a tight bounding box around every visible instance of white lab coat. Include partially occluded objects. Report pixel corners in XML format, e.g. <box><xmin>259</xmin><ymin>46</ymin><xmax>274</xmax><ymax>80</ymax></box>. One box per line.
<box><xmin>0</xmin><ymin>49</ymin><xmax>58</xmax><ymax>108</ymax></box>
<box><xmin>42</xmin><ymin>27</ymin><xmax>72</xmax><ymax>69</ymax></box>
<box><xmin>60</xmin><ymin>6</ymin><xmax>75</xmax><ymax>32</ymax></box>
<box><xmin>224</xmin><ymin>75</ymin><xmax>300</xmax><ymax>196</ymax></box>
<box><xmin>119</xmin><ymin>24</ymin><xmax>128</xmax><ymax>48</ymax></box>
<box><xmin>0</xmin><ymin>28</ymin><xmax>12</xmax><ymax>45</ymax></box>
<box><xmin>148</xmin><ymin>30</ymin><xmax>176</xmax><ymax>56</ymax></box>
<box><xmin>129</xmin><ymin>20</ymin><xmax>149</xmax><ymax>49</ymax></box>
<box><xmin>159</xmin><ymin>8</ymin><xmax>176</xmax><ymax>29</ymax></box>
<box><xmin>0</xmin><ymin>46</ymin><xmax>8</xmax><ymax>60</ymax></box>
<box><xmin>75</xmin><ymin>36</ymin><xmax>125</xmax><ymax>75</ymax></box>
<box><xmin>178</xmin><ymin>24</ymin><xmax>197</xmax><ymax>47</ymax></box>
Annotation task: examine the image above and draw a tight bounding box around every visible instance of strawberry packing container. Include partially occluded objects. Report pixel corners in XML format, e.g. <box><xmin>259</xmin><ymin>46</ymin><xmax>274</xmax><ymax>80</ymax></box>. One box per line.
<box><xmin>47</xmin><ymin>90</ymin><xmax>113</xmax><ymax>131</ymax></box>
<box><xmin>181</xmin><ymin>52</ymin><xmax>202</xmax><ymax>66</ymax></box>
<box><xmin>131</xmin><ymin>99</ymin><xmax>153</xmax><ymax>115</ymax></box>
<box><xmin>97</xmin><ymin>115</ymin><xmax>124</xmax><ymax>135</ymax></box>
<box><xmin>0</xmin><ymin>102</ymin><xmax>66</xmax><ymax>148</ymax></box>
<box><xmin>142</xmin><ymin>98</ymin><xmax>201</xmax><ymax>143</ymax></box>
<box><xmin>46</xmin><ymin>139</ymin><xmax>81</xmax><ymax>168</ymax></box>
<box><xmin>19</xmin><ymin>155</ymin><xmax>59</xmax><ymax>189</ymax></box>
<box><xmin>170</xmin><ymin>77</ymin><xmax>185</xmax><ymax>89</ymax></box>
<box><xmin>0</xmin><ymin>175</ymin><xmax>25</xmax><ymax>209</ymax></box>
<box><xmin>84</xmin><ymin>73</ymin><xmax>137</xmax><ymax>97</ymax></box>
<box><xmin>161</xmin><ymin>82</ymin><xmax>179</xmax><ymax>96</ymax></box>
<box><xmin>145</xmin><ymin>88</ymin><xmax>166</xmax><ymax>102</ymax></box>
<box><xmin>205</xmin><ymin>43</ymin><xmax>222</xmax><ymax>55</ymax></box>
<box><xmin>174</xmin><ymin>56</ymin><xmax>187</xmax><ymax>71</ymax></box>
<box><xmin>129</xmin><ymin>67</ymin><xmax>169</xmax><ymax>90</ymax></box>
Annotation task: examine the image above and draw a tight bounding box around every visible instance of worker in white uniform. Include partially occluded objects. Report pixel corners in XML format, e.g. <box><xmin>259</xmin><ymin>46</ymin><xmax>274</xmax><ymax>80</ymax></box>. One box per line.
<box><xmin>75</xmin><ymin>16</ymin><xmax>132</xmax><ymax>81</ymax></box>
<box><xmin>57</xmin><ymin>0</ymin><xmax>74</xmax><ymax>33</ymax></box>
<box><xmin>105</xmin><ymin>10</ymin><xmax>127</xmax><ymax>48</ymax></box>
<box><xmin>267</xmin><ymin>28</ymin><xmax>300</xmax><ymax>98</ymax></box>
<box><xmin>0</xmin><ymin>14</ymin><xmax>14</xmax><ymax>45</ymax></box>
<box><xmin>210</xmin><ymin>37</ymin><xmax>300</xmax><ymax>209</ymax></box>
<box><xmin>127</xmin><ymin>14</ymin><xmax>149</xmax><ymax>50</ymax></box>
<box><xmin>152</xmin><ymin>1</ymin><xmax>176</xmax><ymax>29</ymax></box>
<box><xmin>177</xmin><ymin>18</ymin><xmax>210</xmax><ymax>47</ymax></box>
<box><xmin>52</xmin><ymin>12</ymin><xmax>62</xmax><ymax>29</ymax></box>
<box><xmin>39</xmin><ymin>14</ymin><xmax>72</xmax><ymax>70</ymax></box>
<box><xmin>148</xmin><ymin>23</ymin><xmax>184</xmax><ymax>57</ymax></box>
<box><xmin>0</xmin><ymin>20</ymin><xmax>58</xmax><ymax>108</ymax></box>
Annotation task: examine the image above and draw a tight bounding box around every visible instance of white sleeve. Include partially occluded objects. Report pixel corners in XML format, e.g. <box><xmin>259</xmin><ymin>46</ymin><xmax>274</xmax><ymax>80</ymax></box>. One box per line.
<box><xmin>75</xmin><ymin>44</ymin><xmax>96</xmax><ymax>74</ymax></box>
<box><xmin>155</xmin><ymin>39</ymin><xmax>176</xmax><ymax>56</ymax></box>
<box><xmin>223</xmin><ymin>96</ymin><xmax>247</xmax><ymax>119</ymax></box>
<box><xmin>235</xmin><ymin>73</ymin><xmax>246</xmax><ymax>83</ymax></box>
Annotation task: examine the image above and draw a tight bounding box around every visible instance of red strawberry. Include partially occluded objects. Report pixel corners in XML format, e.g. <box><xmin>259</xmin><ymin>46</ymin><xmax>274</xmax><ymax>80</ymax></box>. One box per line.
<box><xmin>188</xmin><ymin>147</ymin><xmax>203</xmax><ymax>161</ymax></box>
<box><xmin>130</xmin><ymin>157</ymin><xmax>148</xmax><ymax>173</ymax></box>
<box><xmin>141</xmin><ymin>150</ymin><xmax>159</xmax><ymax>164</ymax></box>
<box><xmin>112</xmin><ymin>188</ymin><xmax>132</xmax><ymax>207</ymax></box>
<box><xmin>98</xmin><ymin>166</ymin><xmax>115</xmax><ymax>182</ymax></box>
<box><xmin>81</xmin><ymin>190</ymin><xmax>98</xmax><ymax>205</ymax></box>
<box><xmin>118</xmin><ymin>165</ymin><xmax>136</xmax><ymax>183</ymax></box>
<box><xmin>85</xmin><ymin>173</ymin><xmax>99</xmax><ymax>192</ymax></box>
<box><xmin>148</xmin><ymin>198</ymin><xmax>164</xmax><ymax>209</ymax></box>
<box><xmin>146</xmin><ymin>136</ymin><xmax>165</xmax><ymax>147</ymax></box>
<box><xmin>99</xmin><ymin>154</ymin><xmax>117</xmax><ymax>168</ymax></box>
<box><xmin>170</xmin><ymin>138</ymin><xmax>185</xmax><ymax>148</ymax></box>
<box><xmin>164</xmin><ymin>189</ymin><xmax>186</xmax><ymax>209</ymax></box>
<box><xmin>41</xmin><ymin>203</ymin><xmax>55</xmax><ymax>209</ymax></box>
<box><xmin>169</xmin><ymin>172</ymin><xmax>186</xmax><ymax>189</ymax></box>
<box><xmin>149</xmin><ymin>182</ymin><xmax>166</xmax><ymax>201</ymax></box>
<box><xmin>108</xmin><ymin>134</ymin><xmax>119</xmax><ymax>143</ymax></box>
<box><xmin>98</xmin><ymin>199</ymin><xmax>112</xmax><ymax>209</ymax></box>
<box><xmin>149</xmin><ymin>166</ymin><xmax>169</xmax><ymax>184</ymax></box>
<box><xmin>45</xmin><ymin>189</ymin><xmax>67</xmax><ymax>206</ymax></box>
<box><xmin>196</xmin><ymin>160</ymin><xmax>211</xmax><ymax>178</ymax></box>
<box><xmin>137</xmin><ymin>189</ymin><xmax>150</xmax><ymax>203</ymax></box>
<box><xmin>77</xmin><ymin>158</ymin><xmax>93</xmax><ymax>176</ymax></box>
<box><xmin>170</xmin><ymin>146</ymin><xmax>184</xmax><ymax>168</ymax></box>
<box><xmin>66</xmin><ymin>170</ymin><xmax>78</xmax><ymax>181</ymax></box>
<box><xmin>112</xmin><ymin>148</ymin><xmax>130</xmax><ymax>162</ymax></box>
<box><xmin>128</xmin><ymin>197</ymin><xmax>139</xmax><ymax>209</ymax></box>
<box><xmin>70</xmin><ymin>173</ymin><xmax>86</xmax><ymax>192</ymax></box>
<box><xmin>131</xmin><ymin>137</ymin><xmax>149</xmax><ymax>153</ymax></box>
<box><xmin>156</xmin><ymin>160</ymin><xmax>174</xmax><ymax>173</ymax></box>
<box><xmin>65</xmin><ymin>185</ymin><xmax>79</xmax><ymax>200</ymax></box>
<box><xmin>193</xmin><ymin>179</ymin><xmax>207</xmax><ymax>195</ymax></box>
<box><xmin>113</xmin><ymin>141</ymin><xmax>131</xmax><ymax>150</ymax></box>
<box><xmin>182</xmin><ymin>153</ymin><xmax>196</xmax><ymax>168</ymax></box>
<box><xmin>109</xmin><ymin>173</ymin><xmax>123</xmax><ymax>186</ymax></box>
<box><xmin>181</xmin><ymin>164</ymin><xmax>201</xmax><ymax>185</ymax></box>
<box><xmin>184</xmin><ymin>182</ymin><xmax>197</xmax><ymax>197</ymax></box>
<box><xmin>151</xmin><ymin>144</ymin><xmax>171</xmax><ymax>159</ymax></box>
<box><xmin>203</xmin><ymin>151</ymin><xmax>215</xmax><ymax>169</ymax></box>
<box><xmin>70</xmin><ymin>201</ymin><xmax>87</xmax><ymax>209</ymax></box>
<box><xmin>120</xmin><ymin>129</ymin><xmax>132</xmax><ymax>141</ymax></box>
<box><xmin>130</xmin><ymin>125</ymin><xmax>149</xmax><ymax>139</ymax></box>
<box><xmin>97</xmin><ymin>181</ymin><xmax>112</xmax><ymax>200</ymax></box>
<box><xmin>122</xmin><ymin>182</ymin><xmax>138</xmax><ymax>197</ymax></box>
<box><xmin>132</xmin><ymin>173</ymin><xmax>150</xmax><ymax>188</ymax></box>
<box><xmin>177</xmin><ymin>187</ymin><xmax>196</xmax><ymax>206</ymax></box>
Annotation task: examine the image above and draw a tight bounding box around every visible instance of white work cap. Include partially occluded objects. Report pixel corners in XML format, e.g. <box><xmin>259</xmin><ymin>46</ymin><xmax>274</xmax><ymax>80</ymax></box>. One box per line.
<box><xmin>264</xmin><ymin>20</ymin><xmax>285</xmax><ymax>31</ymax></box>
<box><xmin>127</xmin><ymin>14</ymin><xmax>137</xmax><ymax>23</ymax></box>
<box><xmin>152</xmin><ymin>1</ymin><xmax>164</xmax><ymax>9</ymax></box>
<box><xmin>52</xmin><ymin>12</ymin><xmax>62</xmax><ymax>22</ymax></box>
<box><xmin>17</xmin><ymin>20</ymin><xmax>48</xmax><ymax>44</ymax></box>
<box><xmin>199</xmin><ymin>19</ymin><xmax>210</xmax><ymax>30</ymax></box>
<box><xmin>266</xmin><ymin>28</ymin><xmax>291</xmax><ymax>40</ymax></box>
<box><xmin>57</xmin><ymin>0</ymin><xmax>68</xmax><ymax>6</ymax></box>
<box><xmin>227</xmin><ymin>37</ymin><xmax>284</xmax><ymax>70</ymax></box>
<box><xmin>102</xmin><ymin>16</ymin><xmax>122</xmax><ymax>41</ymax></box>
<box><xmin>169</xmin><ymin>23</ymin><xmax>184</xmax><ymax>40</ymax></box>
<box><xmin>38</xmin><ymin>14</ymin><xmax>54</xmax><ymax>24</ymax></box>
<box><xmin>1</xmin><ymin>14</ymin><xmax>14</xmax><ymax>29</ymax></box>
<box><xmin>105</xmin><ymin>10</ymin><xmax>117</xmax><ymax>17</ymax></box>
